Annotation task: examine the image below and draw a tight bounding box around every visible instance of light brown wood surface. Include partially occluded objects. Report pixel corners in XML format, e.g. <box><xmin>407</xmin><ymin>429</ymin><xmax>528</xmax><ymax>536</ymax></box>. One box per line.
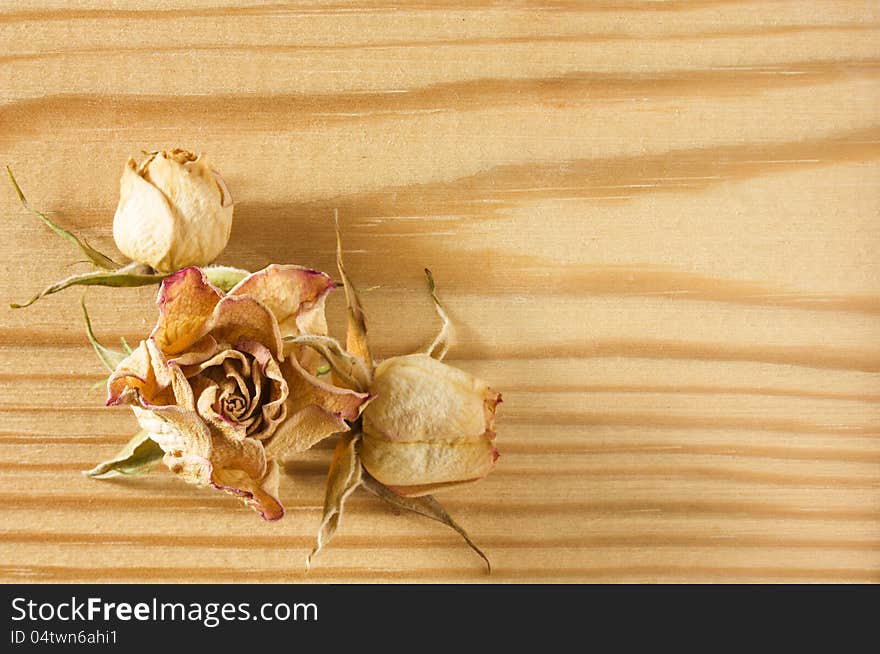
<box><xmin>1</xmin><ymin>1</ymin><xmax>879</xmax><ymax>583</ymax></box>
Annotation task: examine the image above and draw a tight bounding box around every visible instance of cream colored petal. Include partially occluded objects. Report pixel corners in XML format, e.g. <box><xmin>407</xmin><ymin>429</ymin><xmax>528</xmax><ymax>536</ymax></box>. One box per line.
<box><xmin>151</xmin><ymin>267</ymin><xmax>223</xmax><ymax>356</ymax></box>
<box><xmin>107</xmin><ymin>339</ymin><xmax>174</xmax><ymax>406</ymax></box>
<box><xmin>264</xmin><ymin>404</ymin><xmax>349</xmax><ymax>459</ymax></box>
<box><xmin>228</xmin><ymin>264</ymin><xmax>334</xmax><ymax>338</ymax></box>
<box><xmin>296</xmin><ymin>288</ymin><xmax>330</xmax><ymax>337</ymax></box>
<box><xmin>307</xmin><ymin>432</ymin><xmax>362</xmax><ymax>570</ymax></box>
<box><xmin>166</xmin><ymin>334</ymin><xmax>219</xmax><ymax>367</ymax></box>
<box><xmin>283</xmin><ymin>355</ymin><xmax>370</xmax><ymax>422</ymax></box>
<box><xmin>107</xmin><ymin>340</ymin><xmax>153</xmax><ymax>405</ymax></box>
<box><xmin>197</xmin><ymin>384</ymin><xmax>247</xmax><ymax>443</ymax></box>
<box><xmin>359</xmin><ymin>434</ymin><xmax>498</xmax><ymax>488</ymax></box>
<box><xmin>363</xmin><ymin>354</ymin><xmax>496</xmax><ymax>443</ymax></box>
<box><xmin>167</xmin><ymin>361</ymin><xmax>196</xmax><ymax>411</ymax></box>
<box><xmin>112</xmin><ymin>158</ymin><xmax>176</xmax><ymax>271</ymax></box>
<box><xmin>144</xmin><ymin>151</ymin><xmax>233</xmax><ymax>271</ymax></box>
<box><xmin>182</xmin><ymin>347</ymin><xmax>249</xmax><ymax>380</ymax></box>
<box><xmin>210</xmin><ymin>432</ymin><xmax>267</xmax><ymax>482</ymax></box>
<box><xmin>212</xmin><ymin>462</ymin><xmax>284</xmax><ymax>521</ymax></box>
<box><xmin>207</xmin><ymin>295</ymin><xmax>283</xmax><ymax>359</ymax></box>
<box><xmin>130</xmin><ymin>404</ymin><xmax>213</xmax><ymax>487</ymax></box>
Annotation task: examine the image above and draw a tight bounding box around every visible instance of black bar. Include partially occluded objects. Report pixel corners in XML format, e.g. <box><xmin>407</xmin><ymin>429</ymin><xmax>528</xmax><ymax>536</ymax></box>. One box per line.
<box><xmin>1</xmin><ymin>585</ymin><xmax>873</xmax><ymax>650</ymax></box>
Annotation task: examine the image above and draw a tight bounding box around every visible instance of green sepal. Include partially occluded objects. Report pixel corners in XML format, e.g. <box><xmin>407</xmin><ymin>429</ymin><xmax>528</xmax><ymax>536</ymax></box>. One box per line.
<box><xmin>7</xmin><ymin>165</ymin><xmax>119</xmax><ymax>270</ymax></box>
<box><xmin>203</xmin><ymin>265</ymin><xmax>250</xmax><ymax>292</ymax></box>
<box><xmin>80</xmin><ymin>296</ymin><xmax>128</xmax><ymax>372</ymax></box>
<box><xmin>11</xmin><ymin>266</ymin><xmax>165</xmax><ymax>309</ymax></box>
<box><xmin>83</xmin><ymin>431</ymin><xmax>164</xmax><ymax>478</ymax></box>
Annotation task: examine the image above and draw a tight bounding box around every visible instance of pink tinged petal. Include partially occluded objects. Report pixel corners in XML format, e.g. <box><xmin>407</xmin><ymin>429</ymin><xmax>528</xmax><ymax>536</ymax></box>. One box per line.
<box><xmin>151</xmin><ymin>267</ymin><xmax>223</xmax><ymax>356</ymax></box>
<box><xmin>208</xmin><ymin>295</ymin><xmax>283</xmax><ymax>358</ymax></box>
<box><xmin>283</xmin><ymin>355</ymin><xmax>371</xmax><ymax>422</ymax></box>
<box><xmin>212</xmin><ymin>462</ymin><xmax>284</xmax><ymax>521</ymax></box>
<box><xmin>229</xmin><ymin>264</ymin><xmax>335</xmax><ymax>338</ymax></box>
<box><xmin>211</xmin><ymin>434</ymin><xmax>267</xmax><ymax>482</ymax></box>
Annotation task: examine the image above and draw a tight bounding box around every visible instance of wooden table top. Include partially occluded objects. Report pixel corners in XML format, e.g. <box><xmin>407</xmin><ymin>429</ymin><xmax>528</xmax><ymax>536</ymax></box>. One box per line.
<box><xmin>1</xmin><ymin>1</ymin><xmax>878</xmax><ymax>583</ymax></box>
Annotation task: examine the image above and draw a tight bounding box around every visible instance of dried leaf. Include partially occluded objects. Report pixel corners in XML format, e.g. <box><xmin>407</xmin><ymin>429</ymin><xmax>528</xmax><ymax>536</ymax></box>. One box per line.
<box><xmin>334</xmin><ymin>210</ymin><xmax>373</xmax><ymax>367</ymax></box>
<box><xmin>6</xmin><ymin>165</ymin><xmax>119</xmax><ymax>270</ymax></box>
<box><xmin>362</xmin><ymin>472</ymin><xmax>491</xmax><ymax>573</ymax></box>
<box><xmin>82</xmin><ymin>430</ymin><xmax>164</xmax><ymax>478</ymax></box>
<box><xmin>81</xmin><ymin>296</ymin><xmax>127</xmax><ymax>372</ymax></box>
<box><xmin>11</xmin><ymin>264</ymin><xmax>165</xmax><ymax>309</ymax></box>
<box><xmin>422</xmin><ymin>268</ymin><xmax>453</xmax><ymax>361</ymax></box>
<box><xmin>203</xmin><ymin>265</ymin><xmax>250</xmax><ymax>292</ymax></box>
<box><xmin>307</xmin><ymin>432</ymin><xmax>363</xmax><ymax>571</ymax></box>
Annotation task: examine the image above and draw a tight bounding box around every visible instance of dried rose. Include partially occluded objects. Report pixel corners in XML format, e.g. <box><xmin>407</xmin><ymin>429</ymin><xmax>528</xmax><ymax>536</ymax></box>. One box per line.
<box><xmin>97</xmin><ymin>265</ymin><xmax>369</xmax><ymax>519</ymax></box>
<box><xmin>359</xmin><ymin>354</ymin><xmax>500</xmax><ymax>497</ymax></box>
<box><xmin>7</xmin><ymin>167</ymin><xmax>166</xmax><ymax>310</ymax></box>
<box><xmin>305</xmin><ymin>225</ymin><xmax>499</xmax><ymax>571</ymax></box>
<box><xmin>113</xmin><ymin>149</ymin><xmax>233</xmax><ymax>273</ymax></box>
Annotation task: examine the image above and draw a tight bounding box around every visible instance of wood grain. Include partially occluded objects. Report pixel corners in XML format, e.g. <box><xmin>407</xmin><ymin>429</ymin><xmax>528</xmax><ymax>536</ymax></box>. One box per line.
<box><xmin>0</xmin><ymin>0</ymin><xmax>878</xmax><ymax>583</ymax></box>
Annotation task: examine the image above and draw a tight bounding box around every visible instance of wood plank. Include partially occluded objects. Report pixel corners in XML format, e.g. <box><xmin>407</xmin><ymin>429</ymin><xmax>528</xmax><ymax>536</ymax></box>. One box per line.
<box><xmin>0</xmin><ymin>0</ymin><xmax>878</xmax><ymax>583</ymax></box>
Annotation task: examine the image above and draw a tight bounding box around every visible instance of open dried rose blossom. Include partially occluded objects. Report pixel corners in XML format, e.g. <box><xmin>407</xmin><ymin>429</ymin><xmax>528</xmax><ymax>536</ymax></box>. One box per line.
<box><xmin>88</xmin><ymin>264</ymin><xmax>369</xmax><ymax>519</ymax></box>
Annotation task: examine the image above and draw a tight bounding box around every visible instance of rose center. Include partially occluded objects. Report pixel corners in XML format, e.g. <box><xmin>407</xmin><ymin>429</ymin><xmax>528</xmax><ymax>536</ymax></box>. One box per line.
<box><xmin>222</xmin><ymin>395</ymin><xmax>247</xmax><ymax>418</ymax></box>
<box><xmin>205</xmin><ymin>355</ymin><xmax>273</xmax><ymax>436</ymax></box>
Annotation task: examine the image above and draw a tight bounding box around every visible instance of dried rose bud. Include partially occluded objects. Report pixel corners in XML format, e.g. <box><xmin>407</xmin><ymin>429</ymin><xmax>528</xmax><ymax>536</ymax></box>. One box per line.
<box><xmin>304</xmin><ymin>251</ymin><xmax>500</xmax><ymax>570</ymax></box>
<box><xmin>359</xmin><ymin>353</ymin><xmax>501</xmax><ymax>497</ymax></box>
<box><xmin>113</xmin><ymin>148</ymin><xmax>233</xmax><ymax>273</ymax></box>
